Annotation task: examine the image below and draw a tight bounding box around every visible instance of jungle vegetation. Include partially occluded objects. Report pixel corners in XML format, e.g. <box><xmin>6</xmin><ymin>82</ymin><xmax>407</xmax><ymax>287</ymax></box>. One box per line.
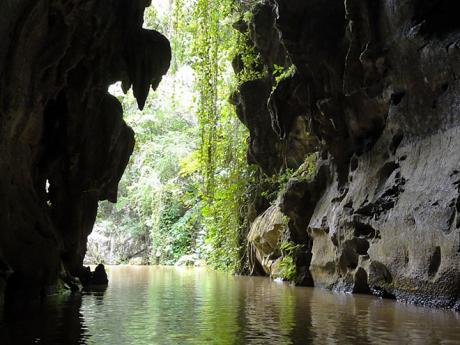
<box><xmin>92</xmin><ymin>0</ymin><xmax>255</xmax><ymax>272</ymax></box>
<box><xmin>89</xmin><ymin>0</ymin><xmax>308</xmax><ymax>278</ymax></box>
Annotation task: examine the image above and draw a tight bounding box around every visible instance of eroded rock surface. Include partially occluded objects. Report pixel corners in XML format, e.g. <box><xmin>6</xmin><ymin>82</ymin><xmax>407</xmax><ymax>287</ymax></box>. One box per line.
<box><xmin>231</xmin><ymin>1</ymin><xmax>318</xmax><ymax>175</ymax></box>
<box><xmin>238</xmin><ymin>0</ymin><xmax>460</xmax><ymax>309</ymax></box>
<box><xmin>0</xmin><ymin>0</ymin><xmax>170</xmax><ymax>304</ymax></box>
<box><xmin>248</xmin><ymin>204</ymin><xmax>287</xmax><ymax>276</ymax></box>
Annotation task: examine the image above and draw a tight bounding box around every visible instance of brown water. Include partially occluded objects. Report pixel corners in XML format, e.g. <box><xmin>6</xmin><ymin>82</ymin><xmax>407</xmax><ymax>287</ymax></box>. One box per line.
<box><xmin>1</xmin><ymin>266</ymin><xmax>459</xmax><ymax>345</ymax></box>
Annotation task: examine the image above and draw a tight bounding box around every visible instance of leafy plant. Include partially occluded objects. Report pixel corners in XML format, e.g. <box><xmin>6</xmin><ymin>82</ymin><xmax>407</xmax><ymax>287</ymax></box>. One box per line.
<box><xmin>276</xmin><ymin>241</ymin><xmax>301</xmax><ymax>282</ymax></box>
<box><xmin>235</xmin><ymin>32</ymin><xmax>265</xmax><ymax>84</ymax></box>
<box><xmin>272</xmin><ymin>64</ymin><xmax>296</xmax><ymax>85</ymax></box>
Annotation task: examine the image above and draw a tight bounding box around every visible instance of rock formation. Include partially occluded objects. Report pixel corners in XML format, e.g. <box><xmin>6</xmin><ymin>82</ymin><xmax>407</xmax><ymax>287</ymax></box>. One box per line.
<box><xmin>248</xmin><ymin>204</ymin><xmax>287</xmax><ymax>276</ymax></box>
<box><xmin>0</xmin><ymin>0</ymin><xmax>170</xmax><ymax>304</ymax></box>
<box><xmin>84</xmin><ymin>224</ymin><xmax>150</xmax><ymax>265</ymax></box>
<box><xmin>238</xmin><ymin>0</ymin><xmax>460</xmax><ymax>309</ymax></box>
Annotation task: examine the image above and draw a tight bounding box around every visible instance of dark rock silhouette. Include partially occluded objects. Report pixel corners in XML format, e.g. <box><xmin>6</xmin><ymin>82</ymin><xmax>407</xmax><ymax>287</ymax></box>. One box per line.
<box><xmin>79</xmin><ymin>264</ymin><xmax>108</xmax><ymax>287</ymax></box>
<box><xmin>0</xmin><ymin>0</ymin><xmax>170</xmax><ymax>306</ymax></box>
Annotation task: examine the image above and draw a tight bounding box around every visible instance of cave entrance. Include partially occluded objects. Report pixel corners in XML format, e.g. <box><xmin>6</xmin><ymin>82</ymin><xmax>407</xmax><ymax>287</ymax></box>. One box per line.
<box><xmin>85</xmin><ymin>67</ymin><xmax>199</xmax><ymax>266</ymax></box>
<box><xmin>83</xmin><ymin>0</ymin><xmax>248</xmax><ymax>270</ymax></box>
<box><xmin>85</xmin><ymin>0</ymin><xmax>200</xmax><ymax>267</ymax></box>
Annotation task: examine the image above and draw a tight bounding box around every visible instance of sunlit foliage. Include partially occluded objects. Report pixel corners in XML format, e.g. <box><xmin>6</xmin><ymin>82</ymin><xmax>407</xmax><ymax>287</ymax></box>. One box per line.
<box><xmin>94</xmin><ymin>0</ymin><xmax>253</xmax><ymax>271</ymax></box>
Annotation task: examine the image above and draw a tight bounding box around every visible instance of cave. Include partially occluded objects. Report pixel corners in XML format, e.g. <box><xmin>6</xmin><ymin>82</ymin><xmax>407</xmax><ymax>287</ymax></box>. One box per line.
<box><xmin>0</xmin><ymin>0</ymin><xmax>459</xmax><ymax>343</ymax></box>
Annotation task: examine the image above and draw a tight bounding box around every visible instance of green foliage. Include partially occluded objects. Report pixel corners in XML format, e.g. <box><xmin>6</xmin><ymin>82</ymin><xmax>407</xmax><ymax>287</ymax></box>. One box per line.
<box><xmin>151</xmin><ymin>189</ymin><xmax>201</xmax><ymax>265</ymax></box>
<box><xmin>272</xmin><ymin>64</ymin><xmax>296</xmax><ymax>90</ymax></box>
<box><xmin>95</xmin><ymin>6</ymin><xmax>199</xmax><ymax>263</ymax></box>
<box><xmin>94</xmin><ymin>0</ymin><xmax>319</xmax><ymax>273</ymax></box>
<box><xmin>94</xmin><ymin>0</ymin><xmax>318</xmax><ymax>272</ymax></box>
<box><xmin>235</xmin><ymin>31</ymin><xmax>265</xmax><ymax>84</ymax></box>
<box><xmin>291</xmin><ymin>153</ymin><xmax>317</xmax><ymax>180</ymax></box>
<box><xmin>276</xmin><ymin>241</ymin><xmax>301</xmax><ymax>282</ymax></box>
<box><xmin>93</xmin><ymin>0</ymin><xmax>254</xmax><ymax>272</ymax></box>
<box><xmin>259</xmin><ymin>168</ymin><xmax>294</xmax><ymax>203</ymax></box>
<box><xmin>259</xmin><ymin>153</ymin><xmax>317</xmax><ymax>203</ymax></box>
<box><xmin>187</xmin><ymin>0</ymin><xmax>254</xmax><ymax>272</ymax></box>
<box><xmin>96</xmin><ymin>76</ymin><xmax>199</xmax><ymax>263</ymax></box>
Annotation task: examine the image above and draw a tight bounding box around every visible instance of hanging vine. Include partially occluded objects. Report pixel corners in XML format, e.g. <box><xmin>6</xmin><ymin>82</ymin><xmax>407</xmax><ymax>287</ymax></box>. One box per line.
<box><xmin>186</xmin><ymin>0</ymin><xmax>253</xmax><ymax>271</ymax></box>
<box><xmin>94</xmin><ymin>0</ymin><xmax>255</xmax><ymax>271</ymax></box>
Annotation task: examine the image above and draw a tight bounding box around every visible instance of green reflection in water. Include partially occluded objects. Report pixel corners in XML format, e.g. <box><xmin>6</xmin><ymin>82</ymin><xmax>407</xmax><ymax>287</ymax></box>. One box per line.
<box><xmin>2</xmin><ymin>266</ymin><xmax>459</xmax><ymax>345</ymax></box>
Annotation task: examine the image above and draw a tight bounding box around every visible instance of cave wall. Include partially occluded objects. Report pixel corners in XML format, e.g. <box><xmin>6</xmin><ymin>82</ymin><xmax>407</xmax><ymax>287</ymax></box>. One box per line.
<box><xmin>238</xmin><ymin>0</ymin><xmax>460</xmax><ymax>309</ymax></box>
<box><xmin>0</xmin><ymin>0</ymin><xmax>170</xmax><ymax>301</ymax></box>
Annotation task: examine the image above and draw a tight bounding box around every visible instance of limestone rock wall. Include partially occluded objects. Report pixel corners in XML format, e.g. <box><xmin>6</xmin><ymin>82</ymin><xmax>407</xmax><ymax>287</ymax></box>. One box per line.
<box><xmin>0</xmin><ymin>0</ymin><xmax>170</xmax><ymax>301</ymax></box>
<box><xmin>231</xmin><ymin>1</ymin><xmax>319</xmax><ymax>175</ymax></box>
<box><xmin>238</xmin><ymin>0</ymin><xmax>460</xmax><ymax>309</ymax></box>
<box><xmin>84</xmin><ymin>223</ymin><xmax>150</xmax><ymax>265</ymax></box>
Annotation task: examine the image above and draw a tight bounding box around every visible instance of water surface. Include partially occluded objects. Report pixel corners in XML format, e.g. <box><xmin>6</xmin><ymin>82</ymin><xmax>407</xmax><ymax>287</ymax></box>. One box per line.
<box><xmin>1</xmin><ymin>266</ymin><xmax>459</xmax><ymax>344</ymax></box>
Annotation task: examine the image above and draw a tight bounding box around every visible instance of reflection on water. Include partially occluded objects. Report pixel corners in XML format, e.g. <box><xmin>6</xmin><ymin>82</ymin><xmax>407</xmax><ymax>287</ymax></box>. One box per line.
<box><xmin>1</xmin><ymin>266</ymin><xmax>459</xmax><ymax>344</ymax></box>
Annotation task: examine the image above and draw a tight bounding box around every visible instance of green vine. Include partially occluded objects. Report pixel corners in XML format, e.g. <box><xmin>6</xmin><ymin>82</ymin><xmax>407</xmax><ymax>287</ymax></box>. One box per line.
<box><xmin>189</xmin><ymin>0</ymin><xmax>253</xmax><ymax>272</ymax></box>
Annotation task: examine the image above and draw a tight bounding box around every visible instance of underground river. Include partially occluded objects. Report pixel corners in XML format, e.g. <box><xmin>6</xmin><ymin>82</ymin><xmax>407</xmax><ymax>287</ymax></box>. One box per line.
<box><xmin>1</xmin><ymin>266</ymin><xmax>459</xmax><ymax>344</ymax></box>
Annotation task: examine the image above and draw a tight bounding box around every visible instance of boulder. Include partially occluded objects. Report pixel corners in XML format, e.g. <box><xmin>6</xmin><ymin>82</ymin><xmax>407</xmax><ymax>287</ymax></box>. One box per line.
<box><xmin>92</xmin><ymin>264</ymin><xmax>109</xmax><ymax>285</ymax></box>
<box><xmin>248</xmin><ymin>204</ymin><xmax>287</xmax><ymax>276</ymax></box>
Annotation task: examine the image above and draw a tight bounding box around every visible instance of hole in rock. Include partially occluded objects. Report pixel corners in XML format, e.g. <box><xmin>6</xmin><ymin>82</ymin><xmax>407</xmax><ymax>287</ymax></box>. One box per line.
<box><xmin>390</xmin><ymin>91</ymin><xmax>406</xmax><ymax>106</ymax></box>
<box><xmin>390</xmin><ymin>131</ymin><xmax>404</xmax><ymax>155</ymax></box>
<box><xmin>428</xmin><ymin>246</ymin><xmax>441</xmax><ymax>277</ymax></box>
<box><xmin>455</xmin><ymin>197</ymin><xmax>460</xmax><ymax>229</ymax></box>
<box><xmin>354</xmin><ymin>222</ymin><xmax>376</xmax><ymax>239</ymax></box>
<box><xmin>350</xmin><ymin>156</ymin><xmax>358</xmax><ymax>172</ymax></box>
<box><xmin>354</xmin><ymin>238</ymin><xmax>370</xmax><ymax>255</ymax></box>
<box><xmin>404</xmin><ymin>250</ymin><xmax>410</xmax><ymax>265</ymax></box>
<box><xmin>339</xmin><ymin>249</ymin><xmax>358</xmax><ymax>271</ymax></box>
<box><xmin>377</xmin><ymin>161</ymin><xmax>399</xmax><ymax>191</ymax></box>
<box><xmin>369</xmin><ymin>261</ymin><xmax>393</xmax><ymax>285</ymax></box>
